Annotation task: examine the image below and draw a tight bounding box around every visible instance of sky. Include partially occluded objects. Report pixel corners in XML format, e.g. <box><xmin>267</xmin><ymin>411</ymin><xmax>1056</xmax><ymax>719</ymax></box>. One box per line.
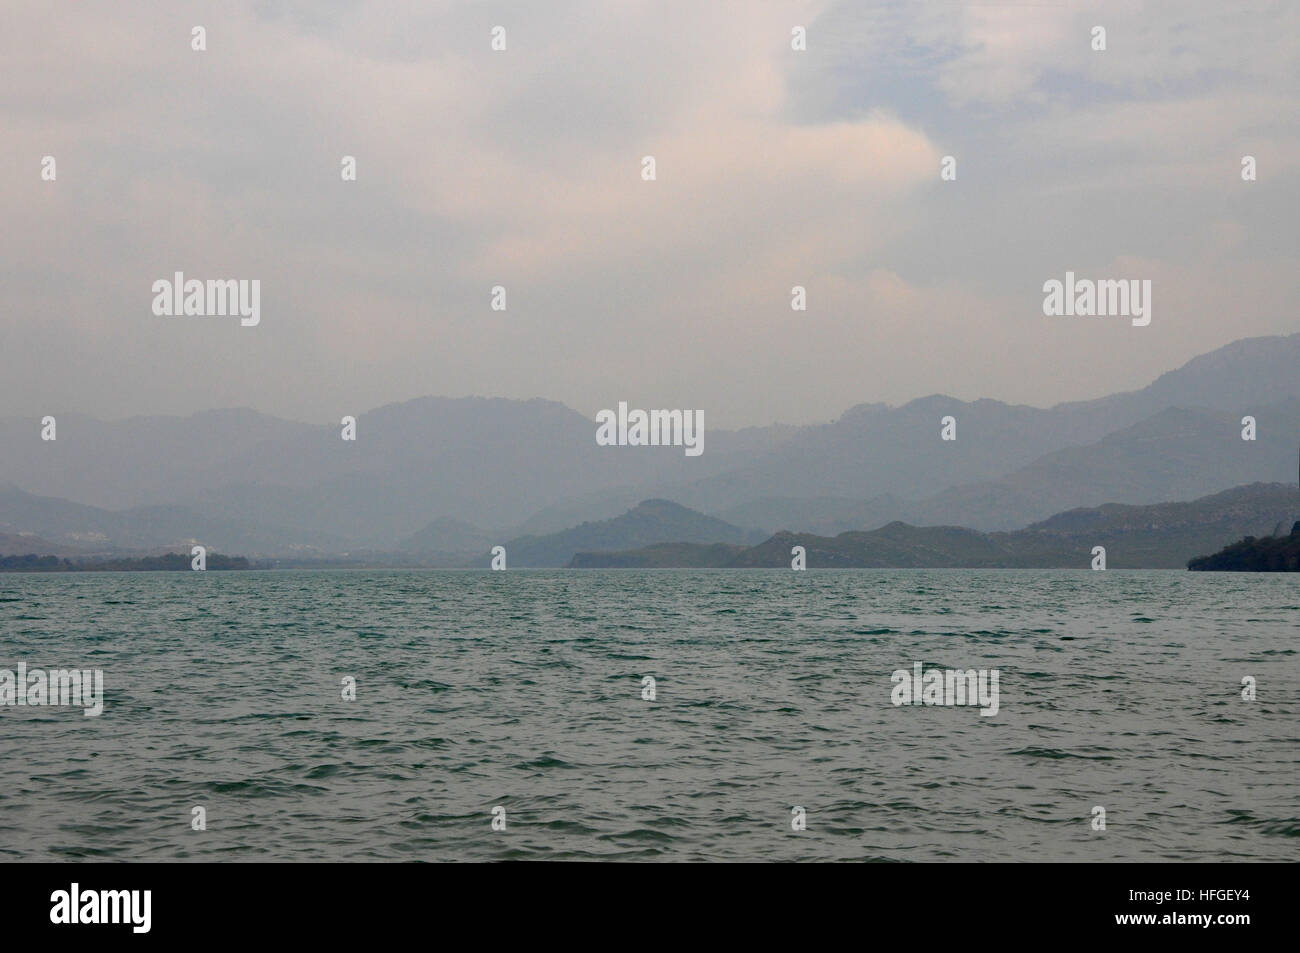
<box><xmin>2</xmin><ymin>0</ymin><xmax>1297</xmax><ymax>428</ymax></box>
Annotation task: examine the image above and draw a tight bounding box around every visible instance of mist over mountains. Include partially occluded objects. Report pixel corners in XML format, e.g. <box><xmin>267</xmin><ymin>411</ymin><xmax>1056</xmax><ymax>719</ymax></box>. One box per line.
<box><xmin>1</xmin><ymin>333</ymin><xmax>1296</xmax><ymax>560</ymax></box>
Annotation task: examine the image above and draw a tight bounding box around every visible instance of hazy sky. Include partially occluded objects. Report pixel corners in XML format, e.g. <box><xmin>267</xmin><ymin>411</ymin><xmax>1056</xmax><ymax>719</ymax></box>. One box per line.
<box><xmin>3</xmin><ymin>0</ymin><xmax>1297</xmax><ymax>427</ymax></box>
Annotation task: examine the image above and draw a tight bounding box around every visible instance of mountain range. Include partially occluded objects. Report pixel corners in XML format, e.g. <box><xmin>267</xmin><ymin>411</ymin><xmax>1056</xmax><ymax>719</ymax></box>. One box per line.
<box><xmin>569</xmin><ymin>484</ymin><xmax>1300</xmax><ymax>570</ymax></box>
<box><xmin>0</xmin><ymin>332</ymin><xmax>1296</xmax><ymax>557</ymax></box>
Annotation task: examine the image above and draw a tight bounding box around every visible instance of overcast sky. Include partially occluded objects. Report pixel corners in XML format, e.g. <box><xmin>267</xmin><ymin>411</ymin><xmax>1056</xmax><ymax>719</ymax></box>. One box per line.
<box><xmin>3</xmin><ymin>0</ymin><xmax>1297</xmax><ymax>428</ymax></box>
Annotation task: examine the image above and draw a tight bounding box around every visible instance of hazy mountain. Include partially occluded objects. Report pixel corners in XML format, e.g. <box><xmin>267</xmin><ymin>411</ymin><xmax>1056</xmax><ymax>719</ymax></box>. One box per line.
<box><xmin>492</xmin><ymin>498</ymin><xmax>764</xmax><ymax>568</ymax></box>
<box><xmin>0</xmin><ymin>409</ymin><xmax>317</xmax><ymax>511</ymax></box>
<box><xmin>1065</xmin><ymin>333</ymin><xmax>1300</xmax><ymax>426</ymax></box>
<box><xmin>704</xmin><ymin>397</ymin><xmax>1299</xmax><ymax>533</ymax></box>
<box><xmin>508</xmin><ymin>487</ymin><xmax>662</xmax><ymax>537</ymax></box>
<box><xmin>0</xmin><ymin>529</ymin><xmax>86</xmax><ymax>557</ymax></box>
<box><xmin>712</xmin><ymin>495</ymin><xmax>910</xmax><ymax>537</ymax></box>
<box><xmin>905</xmin><ymin>400</ymin><xmax>1300</xmax><ymax>530</ymax></box>
<box><xmin>0</xmin><ymin>333</ymin><xmax>1295</xmax><ymax>551</ymax></box>
<box><xmin>0</xmin><ymin>397</ymin><xmax>765</xmax><ymax>544</ymax></box>
<box><xmin>0</xmin><ymin>485</ymin><xmax>348</xmax><ymax>555</ymax></box>
<box><xmin>397</xmin><ymin>517</ymin><xmax>493</xmax><ymax>555</ymax></box>
<box><xmin>564</xmin><ymin>333</ymin><xmax>1300</xmax><ymax>527</ymax></box>
<box><xmin>572</xmin><ymin>483</ymin><xmax>1300</xmax><ymax>569</ymax></box>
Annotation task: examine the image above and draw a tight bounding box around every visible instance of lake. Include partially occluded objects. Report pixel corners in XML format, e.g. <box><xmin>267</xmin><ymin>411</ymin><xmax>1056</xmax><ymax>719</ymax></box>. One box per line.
<box><xmin>0</xmin><ymin>569</ymin><xmax>1295</xmax><ymax>861</ymax></box>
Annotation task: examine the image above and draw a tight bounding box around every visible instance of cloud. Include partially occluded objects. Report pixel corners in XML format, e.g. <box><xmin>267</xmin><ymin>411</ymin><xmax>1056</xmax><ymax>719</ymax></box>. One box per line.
<box><xmin>0</xmin><ymin>0</ymin><xmax>1296</xmax><ymax>426</ymax></box>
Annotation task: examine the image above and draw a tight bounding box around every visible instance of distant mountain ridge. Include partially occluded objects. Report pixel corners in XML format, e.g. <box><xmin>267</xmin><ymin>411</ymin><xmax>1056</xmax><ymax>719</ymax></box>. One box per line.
<box><xmin>490</xmin><ymin>499</ymin><xmax>764</xmax><ymax>568</ymax></box>
<box><xmin>397</xmin><ymin>517</ymin><xmax>493</xmax><ymax>556</ymax></box>
<box><xmin>570</xmin><ymin>484</ymin><xmax>1300</xmax><ymax>569</ymax></box>
<box><xmin>0</xmin><ymin>332</ymin><xmax>1296</xmax><ymax>553</ymax></box>
<box><xmin>0</xmin><ymin>529</ymin><xmax>86</xmax><ymax>557</ymax></box>
<box><xmin>0</xmin><ymin>484</ymin><xmax>349</xmax><ymax>556</ymax></box>
<box><xmin>890</xmin><ymin>399</ymin><xmax>1300</xmax><ymax>531</ymax></box>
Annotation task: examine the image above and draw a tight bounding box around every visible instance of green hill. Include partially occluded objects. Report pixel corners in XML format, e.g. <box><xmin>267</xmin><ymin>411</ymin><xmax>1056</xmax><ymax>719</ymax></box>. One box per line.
<box><xmin>1188</xmin><ymin>522</ymin><xmax>1300</xmax><ymax>571</ymax></box>
<box><xmin>490</xmin><ymin>499</ymin><xmax>762</xmax><ymax>567</ymax></box>
<box><xmin>568</xmin><ymin>483</ymin><xmax>1299</xmax><ymax>569</ymax></box>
